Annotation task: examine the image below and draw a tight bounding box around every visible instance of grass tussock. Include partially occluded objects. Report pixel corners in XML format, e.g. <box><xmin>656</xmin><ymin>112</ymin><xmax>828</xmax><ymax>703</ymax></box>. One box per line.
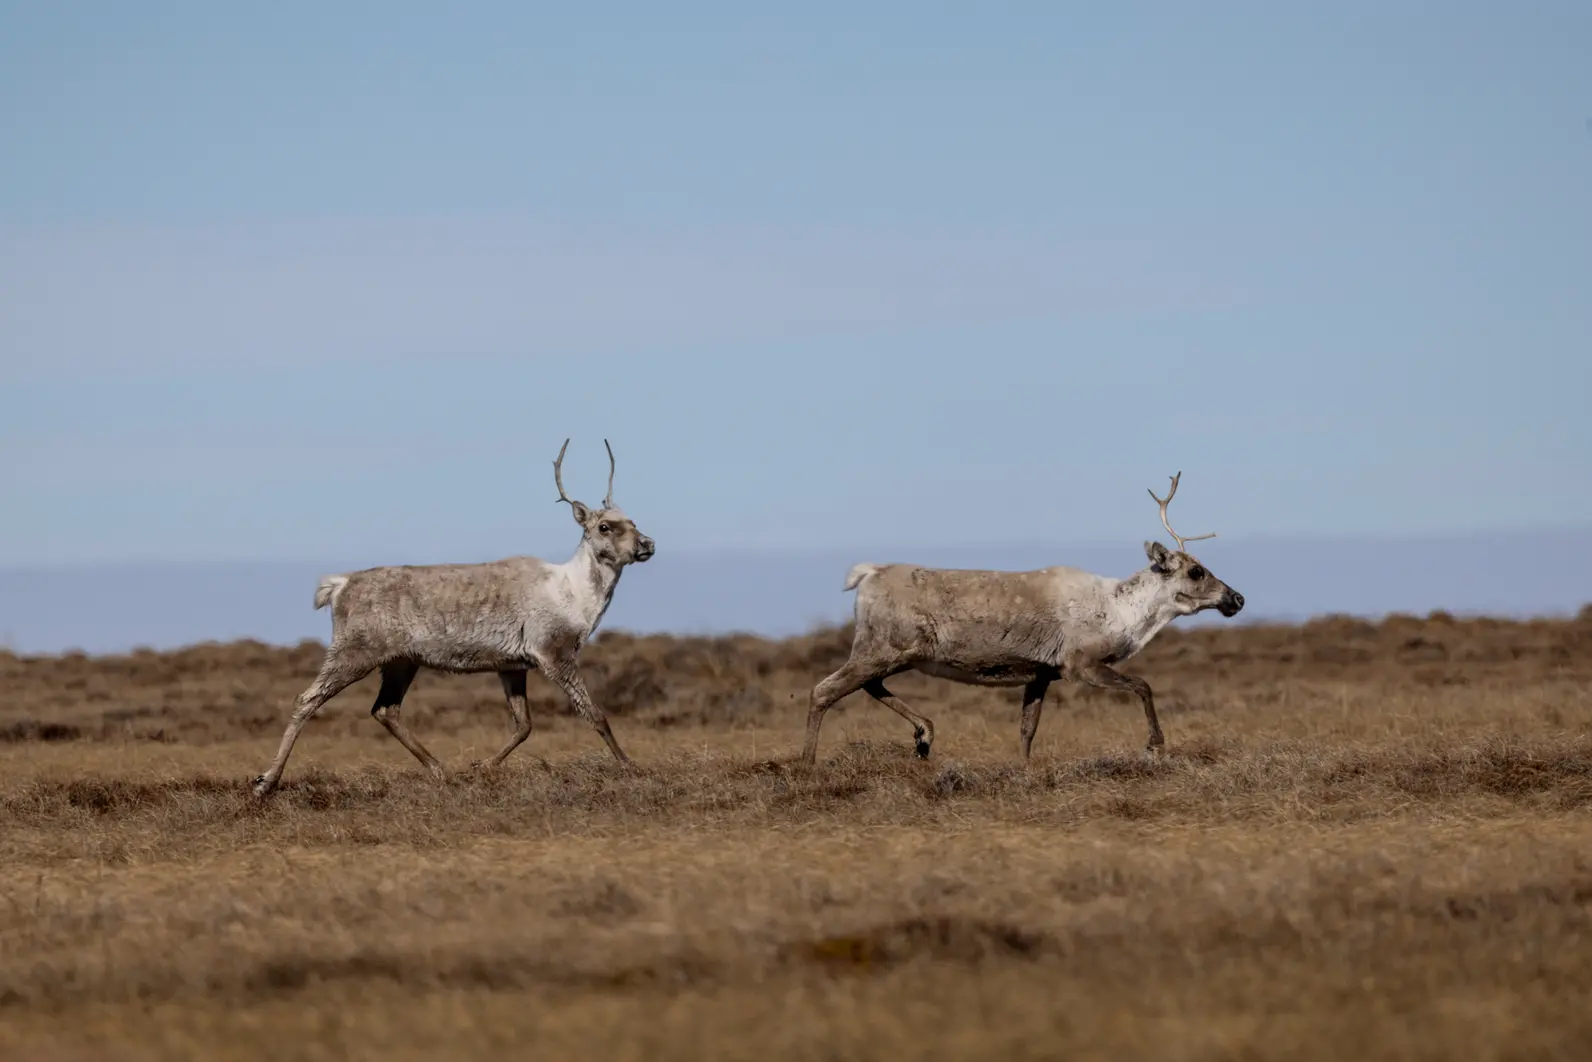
<box><xmin>2</xmin><ymin>613</ymin><xmax>1592</xmax><ymax>1060</ymax></box>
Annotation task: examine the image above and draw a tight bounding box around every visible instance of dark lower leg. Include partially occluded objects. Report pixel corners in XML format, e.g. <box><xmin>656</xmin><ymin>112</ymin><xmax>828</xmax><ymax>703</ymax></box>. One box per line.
<box><xmin>370</xmin><ymin>662</ymin><xmax>445</xmax><ymax>778</ymax></box>
<box><xmin>1018</xmin><ymin>677</ymin><xmax>1051</xmax><ymax>759</ymax></box>
<box><xmin>863</xmin><ymin>679</ymin><xmax>934</xmax><ymax>758</ymax></box>
<box><xmin>589</xmin><ymin>715</ymin><xmax>629</xmax><ymax>764</ymax></box>
<box><xmin>476</xmin><ymin>669</ymin><xmax>534</xmax><ymax>769</ymax></box>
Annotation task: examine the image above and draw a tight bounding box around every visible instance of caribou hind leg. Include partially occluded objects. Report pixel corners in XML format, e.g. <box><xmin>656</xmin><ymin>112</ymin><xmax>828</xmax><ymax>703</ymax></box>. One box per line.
<box><xmin>1018</xmin><ymin>670</ymin><xmax>1057</xmax><ymax>760</ymax></box>
<box><xmin>802</xmin><ymin>647</ymin><xmax>911</xmax><ymax>765</ymax></box>
<box><xmin>369</xmin><ymin>660</ymin><xmax>447</xmax><ymax>778</ymax></box>
<box><xmin>863</xmin><ymin>678</ymin><xmax>935</xmax><ymax>759</ymax></box>
<box><xmin>252</xmin><ymin>648</ymin><xmax>375</xmax><ymax>797</ymax></box>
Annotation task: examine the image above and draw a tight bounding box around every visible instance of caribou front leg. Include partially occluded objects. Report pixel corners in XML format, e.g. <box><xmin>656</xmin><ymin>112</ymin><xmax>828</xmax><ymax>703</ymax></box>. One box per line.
<box><xmin>543</xmin><ymin>663</ymin><xmax>632</xmax><ymax>767</ymax></box>
<box><xmin>1074</xmin><ymin>661</ymin><xmax>1164</xmax><ymax>751</ymax></box>
<box><xmin>473</xmin><ymin>668</ymin><xmax>534</xmax><ymax>770</ymax></box>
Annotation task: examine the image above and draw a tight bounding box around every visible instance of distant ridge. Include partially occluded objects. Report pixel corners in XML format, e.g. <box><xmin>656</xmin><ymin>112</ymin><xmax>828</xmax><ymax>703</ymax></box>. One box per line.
<box><xmin>3</xmin><ymin>528</ymin><xmax>1589</xmax><ymax>655</ymax></box>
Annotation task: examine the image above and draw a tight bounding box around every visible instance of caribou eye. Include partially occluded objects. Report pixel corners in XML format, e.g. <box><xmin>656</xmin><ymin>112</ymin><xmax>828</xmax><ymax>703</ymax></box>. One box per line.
<box><xmin>1188</xmin><ymin>566</ymin><xmax>1206</xmax><ymax>581</ymax></box>
<box><xmin>598</xmin><ymin>523</ymin><xmax>611</xmax><ymax>534</ymax></box>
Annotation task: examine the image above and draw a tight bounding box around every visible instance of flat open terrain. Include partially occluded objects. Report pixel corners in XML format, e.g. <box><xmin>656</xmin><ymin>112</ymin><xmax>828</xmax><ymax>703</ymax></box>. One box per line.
<box><xmin>3</xmin><ymin>612</ymin><xmax>1592</xmax><ymax>1061</ymax></box>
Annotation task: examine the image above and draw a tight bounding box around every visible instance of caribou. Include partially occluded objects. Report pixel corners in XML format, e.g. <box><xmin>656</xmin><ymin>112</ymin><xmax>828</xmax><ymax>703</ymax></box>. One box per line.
<box><xmin>251</xmin><ymin>439</ymin><xmax>655</xmax><ymax>798</ymax></box>
<box><xmin>800</xmin><ymin>472</ymin><xmax>1244</xmax><ymax>765</ymax></box>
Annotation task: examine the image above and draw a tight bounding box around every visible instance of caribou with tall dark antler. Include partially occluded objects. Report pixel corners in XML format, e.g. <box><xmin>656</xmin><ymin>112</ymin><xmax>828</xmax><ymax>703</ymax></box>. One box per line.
<box><xmin>252</xmin><ymin>439</ymin><xmax>656</xmax><ymax>798</ymax></box>
<box><xmin>800</xmin><ymin>471</ymin><xmax>1244</xmax><ymax>765</ymax></box>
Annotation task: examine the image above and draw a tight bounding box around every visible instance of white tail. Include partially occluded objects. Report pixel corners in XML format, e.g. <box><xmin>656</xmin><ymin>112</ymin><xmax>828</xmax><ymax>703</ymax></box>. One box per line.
<box><xmin>313</xmin><ymin>574</ymin><xmax>349</xmax><ymax>610</ymax></box>
<box><xmin>843</xmin><ymin>563</ymin><xmax>882</xmax><ymax>592</ymax></box>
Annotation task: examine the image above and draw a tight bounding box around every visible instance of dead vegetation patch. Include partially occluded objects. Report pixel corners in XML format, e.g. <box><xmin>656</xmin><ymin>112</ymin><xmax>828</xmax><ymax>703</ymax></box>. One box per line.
<box><xmin>787</xmin><ymin>916</ymin><xmax>1049</xmax><ymax>973</ymax></box>
<box><xmin>0</xmin><ymin>720</ymin><xmax>84</xmax><ymax>743</ymax></box>
<box><xmin>3</xmin><ymin>614</ymin><xmax>1592</xmax><ymax>1060</ymax></box>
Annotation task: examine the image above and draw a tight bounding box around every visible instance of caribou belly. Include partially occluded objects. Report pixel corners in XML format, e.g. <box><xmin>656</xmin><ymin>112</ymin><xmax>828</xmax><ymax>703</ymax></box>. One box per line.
<box><xmin>912</xmin><ymin>661</ymin><xmax>1037</xmax><ymax>688</ymax></box>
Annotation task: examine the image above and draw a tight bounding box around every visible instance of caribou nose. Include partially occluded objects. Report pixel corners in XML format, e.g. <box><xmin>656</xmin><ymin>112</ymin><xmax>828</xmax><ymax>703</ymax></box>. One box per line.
<box><xmin>1229</xmin><ymin>590</ymin><xmax>1245</xmax><ymax>612</ymax></box>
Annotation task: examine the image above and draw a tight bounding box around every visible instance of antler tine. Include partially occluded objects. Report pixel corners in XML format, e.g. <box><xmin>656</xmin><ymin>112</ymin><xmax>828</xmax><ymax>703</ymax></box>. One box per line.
<box><xmin>602</xmin><ymin>438</ymin><xmax>616</xmax><ymax>510</ymax></box>
<box><xmin>1146</xmin><ymin>470</ymin><xmax>1217</xmax><ymax>553</ymax></box>
<box><xmin>1145</xmin><ymin>470</ymin><xmax>1182</xmax><ymax>540</ymax></box>
<box><xmin>551</xmin><ymin>438</ymin><xmax>576</xmax><ymax>507</ymax></box>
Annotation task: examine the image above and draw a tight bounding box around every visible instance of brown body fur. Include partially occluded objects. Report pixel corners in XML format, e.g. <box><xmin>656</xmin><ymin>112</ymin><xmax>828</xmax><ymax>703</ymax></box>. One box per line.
<box><xmin>803</xmin><ymin>474</ymin><xmax>1245</xmax><ymax>764</ymax></box>
<box><xmin>251</xmin><ymin>441</ymin><xmax>655</xmax><ymax>797</ymax></box>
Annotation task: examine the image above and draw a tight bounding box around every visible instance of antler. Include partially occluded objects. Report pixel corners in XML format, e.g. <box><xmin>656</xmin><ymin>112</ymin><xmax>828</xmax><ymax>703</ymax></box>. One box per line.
<box><xmin>602</xmin><ymin>439</ymin><xmax>616</xmax><ymax>510</ymax></box>
<box><xmin>551</xmin><ymin>438</ymin><xmax>577</xmax><ymax>507</ymax></box>
<box><xmin>1147</xmin><ymin>471</ymin><xmax>1217</xmax><ymax>553</ymax></box>
<box><xmin>551</xmin><ymin>438</ymin><xmax>616</xmax><ymax>510</ymax></box>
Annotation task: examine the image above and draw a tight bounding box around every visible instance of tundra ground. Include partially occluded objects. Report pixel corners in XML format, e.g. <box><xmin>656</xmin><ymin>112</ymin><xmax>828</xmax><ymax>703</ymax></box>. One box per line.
<box><xmin>2</xmin><ymin>613</ymin><xmax>1591</xmax><ymax>1061</ymax></box>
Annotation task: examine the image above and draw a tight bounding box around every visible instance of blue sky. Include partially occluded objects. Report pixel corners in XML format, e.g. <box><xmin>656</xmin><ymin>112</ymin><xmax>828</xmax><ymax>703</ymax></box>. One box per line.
<box><xmin>3</xmin><ymin>2</ymin><xmax>1589</xmax><ymax>571</ymax></box>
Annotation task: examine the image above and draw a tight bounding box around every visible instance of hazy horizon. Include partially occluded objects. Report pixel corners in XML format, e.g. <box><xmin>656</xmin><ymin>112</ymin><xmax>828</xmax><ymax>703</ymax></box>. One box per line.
<box><xmin>5</xmin><ymin>525</ymin><xmax>1589</xmax><ymax>657</ymax></box>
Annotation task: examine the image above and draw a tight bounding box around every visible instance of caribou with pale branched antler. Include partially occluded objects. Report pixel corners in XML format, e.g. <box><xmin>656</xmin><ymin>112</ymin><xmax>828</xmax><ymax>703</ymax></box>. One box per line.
<box><xmin>801</xmin><ymin>471</ymin><xmax>1244</xmax><ymax>765</ymax></box>
<box><xmin>252</xmin><ymin>439</ymin><xmax>656</xmax><ymax>798</ymax></box>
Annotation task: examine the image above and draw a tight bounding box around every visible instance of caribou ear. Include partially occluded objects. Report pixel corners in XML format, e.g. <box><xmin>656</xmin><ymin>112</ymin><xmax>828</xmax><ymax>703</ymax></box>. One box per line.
<box><xmin>569</xmin><ymin>500</ymin><xmax>591</xmax><ymax>525</ymax></box>
<box><xmin>1144</xmin><ymin>540</ymin><xmax>1173</xmax><ymax>573</ymax></box>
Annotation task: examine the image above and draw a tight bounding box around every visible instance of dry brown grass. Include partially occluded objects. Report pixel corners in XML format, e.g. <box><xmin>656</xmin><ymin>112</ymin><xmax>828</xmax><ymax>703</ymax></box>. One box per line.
<box><xmin>3</xmin><ymin>611</ymin><xmax>1592</xmax><ymax>1061</ymax></box>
